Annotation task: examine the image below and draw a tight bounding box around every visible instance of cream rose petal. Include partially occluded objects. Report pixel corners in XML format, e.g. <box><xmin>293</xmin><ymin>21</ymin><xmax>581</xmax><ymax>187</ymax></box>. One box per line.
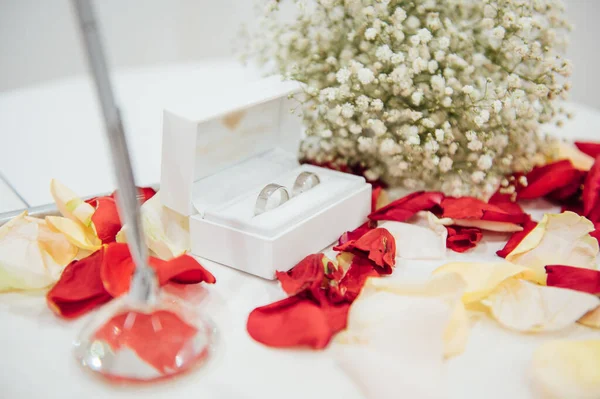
<box><xmin>506</xmin><ymin>212</ymin><xmax>599</xmax><ymax>284</ymax></box>
<box><xmin>379</xmin><ymin>214</ymin><xmax>447</xmax><ymax>260</ymax></box>
<box><xmin>482</xmin><ymin>279</ymin><xmax>600</xmax><ymax>332</ymax></box>
<box><xmin>118</xmin><ymin>192</ymin><xmax>190</xmax><ymax>260</ymax></box>
<box><xmin>532</xmin><ymin>340</ymin><xmax>600</xmax><ymax>399</ymax></box>
<box><xmin>333</xmin><ymin>293</ymin><xmax>450</xmax><ymax>399</ymax></box>
<box><xmin>554</xmin><ymin>141</ymin><xmax>595</xmax><ymax>171</ymax></box>
<box><xmin>579</xmin><ymin>306</ymin><xmax>600</xmax><ymax>328</ymax></box>
<box><xmin>0</xmin><ymin>212</ymin><xmax>76</xmax><ymax>291</ymax></box>
<box><xmin>337</xmin><ymin>273</ymin><xmax>469</xmax><ymax>358</ymax></box>
<box><xmin>433</xmin><ymin>261</ymin><xmax>537</xmax><ymax>304</ymax></box>
<box><xmin>49</xmin><ymin>179</ymin><xmax>95</xmax><ymax>226</ymax></box>
<box><xmin>45</xmin><ymin>216</ymin><xmax>102</xmax><ymax>251</ymax></box>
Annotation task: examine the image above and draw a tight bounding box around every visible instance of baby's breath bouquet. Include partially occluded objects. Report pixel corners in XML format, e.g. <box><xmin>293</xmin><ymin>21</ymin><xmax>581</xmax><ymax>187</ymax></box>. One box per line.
<box><xmin>247</xmin><ymin>0</ymin><xmax>572</xmax><ymax>198</ymax></box>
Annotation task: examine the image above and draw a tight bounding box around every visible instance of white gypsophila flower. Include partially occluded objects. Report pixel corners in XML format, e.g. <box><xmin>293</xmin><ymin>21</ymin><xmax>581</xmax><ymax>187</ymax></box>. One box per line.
<box><xmin>250</xmin><ymin>0</ymin><xmax>570</xmax><ymax>198</ymax></box>
<box><xmin>371</xmin><ymin>98</ymin><xmax>384</xmax><ymax>111</ymax></box>
<box><xmin>365</xmin><ymin>27</ymin><xmax>377</xmax><ymax>40</ymax></box>
<box><xmin>336</xmin><ymin>68</ymin><xmax>351</xmax><ymax>84</ymax></box>
<box><xmin>439</xmin><ymin>156</ymin><xmax>453</xmax><ymax>172</ymax></box>
<box><xmin>376</xmin><ymin>45</ymin><xmax>393</xmax><ymax>61</ymax></box>
<box><xmin>477</xmin><ymin>154</ymin><xmax>493</xmax><ymax>170</ymax></box>
<box><xmin>357</xmin><ymin>68</ymin><xmax>375</xmax><ymax>84</ymax></box>
<box><xmin>367</xmin><ymin>119</ymin><xmax>387</xmax><ymax>136</ymax></box>
<box><xmin>321</xmin><ymin>129</ymin><xmax>333</xmax><ymax>138</ymax></box>
<box><xmin>341</xmin><ymin>103</ymin><xmax>355</xmax><ymax>118</ymax></box>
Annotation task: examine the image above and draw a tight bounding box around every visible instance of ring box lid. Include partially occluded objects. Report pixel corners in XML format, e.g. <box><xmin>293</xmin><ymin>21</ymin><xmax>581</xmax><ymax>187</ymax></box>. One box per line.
<box><xmin>160</xmin><ymin>76</ymin><xmax>303</xmax><ymax>216</ymax></box>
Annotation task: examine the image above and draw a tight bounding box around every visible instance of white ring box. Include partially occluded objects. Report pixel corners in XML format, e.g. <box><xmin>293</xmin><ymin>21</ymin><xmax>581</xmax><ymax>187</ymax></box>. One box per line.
<box><xmin>160</xmin><ymin>77</ymin><xmax>371</xmax><ymax>279</ymax></box>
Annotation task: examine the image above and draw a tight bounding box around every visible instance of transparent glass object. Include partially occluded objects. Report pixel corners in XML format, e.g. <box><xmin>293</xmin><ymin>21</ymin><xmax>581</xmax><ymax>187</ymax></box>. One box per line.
<box><xmin>74</xmin><ymin>292</ymin><xmax>216</xmax><ymax>383</ymax></box>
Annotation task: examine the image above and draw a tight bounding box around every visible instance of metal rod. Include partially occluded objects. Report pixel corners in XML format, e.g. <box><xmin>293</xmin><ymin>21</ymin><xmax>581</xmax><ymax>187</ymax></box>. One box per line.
<box><xmin>71</xmin><ymin>0</ymin><xmax>156</xmax><ymax>303</ymax></box>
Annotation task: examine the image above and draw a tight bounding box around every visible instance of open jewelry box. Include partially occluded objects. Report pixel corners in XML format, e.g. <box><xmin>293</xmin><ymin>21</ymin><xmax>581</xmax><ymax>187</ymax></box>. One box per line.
<box><xmin>160</xmin><ymin>76</ymin><xmax>371</xmax><ymax>279</ymax></box>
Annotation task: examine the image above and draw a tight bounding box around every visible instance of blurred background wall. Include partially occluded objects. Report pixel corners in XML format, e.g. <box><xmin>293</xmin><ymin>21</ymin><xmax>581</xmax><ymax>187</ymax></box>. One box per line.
<box><xmin>0</xmin><ymin>0</ymin><xmax>598</xmax><ymax>109</ymax></box>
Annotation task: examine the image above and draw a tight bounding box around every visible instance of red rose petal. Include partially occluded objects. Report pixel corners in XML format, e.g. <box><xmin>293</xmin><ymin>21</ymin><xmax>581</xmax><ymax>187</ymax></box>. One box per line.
<box><xmin>338</xmin><ymin>221</ymin><xmax>376</xmax><ymax>246</ymax></box>
<box><xmin>371</xmin><ymin>186</ymin><xmax>383</xmax><ymax>212</ymax></box>
<box><xmin>94</xmin><ymin>309</ymin><xmax>200</xmax><ymax>373</ymax></box>
<box><xmin>583</xmin><ymin>156</ymin><xmax>600</xmax><ymax>221</ymax></box>
<box><xmin>276</xmin><ymin>254</ymin><xmax>325</xmax><ymax>297</ymax></box>
<box><xmin>445</xmin><ymin>225</ymin><xmax>482</xmax><ymax>253</ymax></box>
<box><xmin>333</xmin><ymin>228</ymin><xmax>396</xmax><ymax>273</ymax></box>
<box><xmin>90</xmin><ymin>197</ymin><xmax>122</xmax><ymax>244</ymax></box>
<box><xmin>591</xmin><ymin>226</ymin><xmax>600</xmax><ymax>245</ymax></box>
<box><xmin>518</xmin><ymin>160</ymin><xmax>581</xmax><ymax>200</ymax></box>
<box><xmin>247</xmin><ymin>295</ymin><xmax>341</xmax><ymax>349</ymax></box>
<box><xmin>101</xmin><ymin>243</ymin><xmax>215</xmax><ymax>298</ymax></box>
<box><xmin>547</xmin><ymin>170</ymin><xmax>586</xmax><ymax>203</ymax></box>
<box><xmin>151</xmin><ymin>255</ymin><xmax>216</xmax><ymax>286</ymax></box>
<box><xmin>368</xmin><ymin>191</ymin><xmax>444</xmax><ymax>222</ymax></box>
<box><xmin>440</xmin><ymin>197</ymin><xmax>529</xmax><ymax>224</ymax></box>
<box><xmin>575</xmin><ymin>141</ymin><xmax>600</xmax><ymax>158</ymax></box>
<box><xmin>488</xmin><ymin>192</ymin><xmax>526</xmax><ymax>216</ymax></box>
<box><xmin>338</xmin><ymin>255</ymin><xmax>379</xmax><ymax>301</ymax></box>
<box><xmin>110</xmin><ymin>187</ymin><xmax>157</xmax><ymax>204</ymax></box>
<box><xmin>47</xmin><ymin>249</ymin><xmax>112</xmax><ymax>319</ymax></box>
<box><xmin>545</xmin><ymin>265</ymin><xmax>600</xmax><ymax>294</ymax></box>
<box><xmin>496</xmin><ymin>219</ymin><xmax>538</xmax><ymax>258</ymax></box>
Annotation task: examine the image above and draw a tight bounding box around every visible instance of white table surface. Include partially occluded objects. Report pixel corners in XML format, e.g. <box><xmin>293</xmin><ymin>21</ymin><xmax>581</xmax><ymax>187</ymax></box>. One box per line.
<box><xmin>1</xmin><ymin>60</ymin><xmax>600</xmax><ymax>399</ymax></box>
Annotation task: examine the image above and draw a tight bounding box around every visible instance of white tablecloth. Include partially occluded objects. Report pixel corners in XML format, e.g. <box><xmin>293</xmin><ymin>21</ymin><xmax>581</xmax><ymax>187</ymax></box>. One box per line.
<box><xmin>1</xmin><ymin>60</ymin><xmax>600</xmax><ymax>399</ymax></box>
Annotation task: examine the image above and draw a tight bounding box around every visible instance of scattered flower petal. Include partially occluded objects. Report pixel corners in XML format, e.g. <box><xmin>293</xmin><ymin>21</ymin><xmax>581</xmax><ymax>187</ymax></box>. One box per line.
<box><xmin>555</xmin><ymin>141</ymin><xmax>595</xmax><ymax>171</ymax></box>
<box><xmin>88</xmin><ymin>197</ymin><xmax>121</xmax><ymax>243</ymax></box>
<box><xmin>532</xmin><ymin>339</ymin><xmax>600</xmax><ymax>399</ymax></box>
<box><xmin>445</xmin><ymin>225</ymin><xmax>482</xmax><ymax>253</ymax></box>
<box><xmin>545</xmin><ymin>265</ymin><xmax>600</xmax><ymax>294</ymax></box>
<box><xmin>379</xmin><ymin>216</ymin><xmax>447</xmax><ymax>259</ymax></box>
<box><xmin>582</xmin><ymin>156</ymin><xmax>600</xmax><ymax>223</ymax></box>
<box><xmin>333</xmin><ymin>228</ymin><xmax>395</xmax><ymax>273</ymax></box>
<box><xmin>440</xmin><ymin>196</ymin><xmax>527</xmax><ymax>231</ymax></box>
<box><xmin>575</xmin><ymin>141</ymin><xmax>600</xmax><ymax>158</ymax></box>
<box><xmin>338</xmin><ymin>221</ymin><xmax>376</xmax><ymax>246</ymax></box>
<box><xmin>333</xmin><ymin>274</ymin><xmax>463</xmax><ymax>398</ymax></box>
<box><xmin>45</xmin><ymin>216</ymin><xmax>101</xmax><ymax>251</ymax></box>
<box><xmin>505</xmin><ymin>212</ymin><xmax>599</xmax><ymax>283</ymax></box>
<box><xmin>433</xmin><ymin>261</ymin><xmax>536</xmax><ymax>304</ymax></box>
<box><xmin>276</xmin><ymin>253</ymin><xmax>326</xmax><ymax>297</ymax></box>
<box><xmin>46</xmin><ymin>249</ymin><xmax>112</xmax><ymax>318</ymax></box>
<box><xmin>482</xmin><ymin>279</ymin><xmax>600</xmax><ymax>332</ymax></box>
<box><xmin>518</xmin><ymin>160</ymin><xmax>581</xmax><ymax>200</ymax></box>
<box><xmin>496</xmin><ymin>219</ymin><xmax>538</xmax><ymax>258</ymax></box>
<box><xmin>0</xmin><ymin>213</ymin><xmax>77</xmax><ymax>291</ymax></box>
<box><xmin>101</xmin><ymin>243</ymin><xmax>215</xmax><ymax>298</ymax></box>
<box><xmin>137</xmin><ymin>192</ymin><xmax>190</xmax><ymax>260</ymax></box>
<box><xmin>247</xmin><ymin>295</ymin><xmax>350</xmax><ymax>349</ymax></box>
<box><xmin>341</xmin><ymin>273</ymin><xmax>469</xmax><ymax>358</ymax></box>
<box><xmin>50</xmin><ymin>179</ymin><xmax>95</xmax><ymax>226</ymax></box>
<box><xmin>368</xmin><ymin>191</ymin><xmax>444</xmax><ymax>222</ymax></box>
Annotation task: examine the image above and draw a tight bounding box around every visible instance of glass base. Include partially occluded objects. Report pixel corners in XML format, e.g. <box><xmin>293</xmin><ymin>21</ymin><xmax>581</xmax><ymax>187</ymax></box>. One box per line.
<box><xmin>74</xmin><ymin>292</ymin><xmax>216</xmax><ymax>383</ymax></box>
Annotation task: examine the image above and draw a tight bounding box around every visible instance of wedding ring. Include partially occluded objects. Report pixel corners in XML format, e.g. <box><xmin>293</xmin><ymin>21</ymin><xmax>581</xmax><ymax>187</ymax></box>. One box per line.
<box><xmin>292</xmin><ymin>172</ymin><xmax>321</xmax><ymax>197</ymax></box>
<box><xmin>254</xmin><ymin>184</ymin><xmax>290</xmax><ymax>216</ymax></box>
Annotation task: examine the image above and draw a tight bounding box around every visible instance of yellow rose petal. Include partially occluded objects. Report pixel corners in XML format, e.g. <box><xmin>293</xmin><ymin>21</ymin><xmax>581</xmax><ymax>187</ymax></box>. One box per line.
<box><xmin>339</xmin><ymin>273</ymin><xmax>469</xmax><ymax>358</ymax></box>
<box><xmin>0</xmin><ymin>213</ymin><xmax>76</xmax><ymax>291</ymax></box>
<box><xmin>482</xmin><ymin>279</ymin><xmax>600</xmax><ymax>332</ymax></box>
<box><xmin>49</xmin><ymin>179</ymin><xmax>95</xmax><ymax>226</ymax></box>
<box><xmin>45</xmin><ymin>216</ymin><xmax>101</xmax><ymax>251</ymax></box>
<box><xmin>532</xmin><ymin>340</ymin><xmax>600</xmax><ymax>399</ymax></box>
<box><xmin>140</xmin><ymin>192</ymin><xmax>189</xmax><ymax>259</ymax></box>
<box><xmin>554</xmin><ymin>141</ymin><xmax>595</xmax><ymax>171</ymax></box>
<box><xmin>579</xmin><ymin>306</ymin><xmax>600</xmax><ymax>329</ymax></box>
<box><xmin>433</xmin><ymin>261</ymin><xmax>537</xmax><ymax>304</ymax></box>
<box><xmin>506</xmin><ymin>212</ymin><xmax>599</xmax><ymax>284</ymax></box>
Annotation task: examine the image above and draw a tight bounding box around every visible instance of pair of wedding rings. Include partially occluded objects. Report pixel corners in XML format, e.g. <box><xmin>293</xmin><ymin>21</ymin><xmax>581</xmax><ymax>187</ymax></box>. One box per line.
<box><xmin>254</xmin><ymin>172</ymin><xmax>320</xmax><ymax>216</ymax></box>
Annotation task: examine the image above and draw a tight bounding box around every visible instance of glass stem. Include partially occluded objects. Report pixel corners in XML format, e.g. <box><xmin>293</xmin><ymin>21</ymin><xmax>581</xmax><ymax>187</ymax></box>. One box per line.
<box><xmin>71</xmin><ymin>0</ymin><xmax>158</xmax><ymax>304</ymax></box>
